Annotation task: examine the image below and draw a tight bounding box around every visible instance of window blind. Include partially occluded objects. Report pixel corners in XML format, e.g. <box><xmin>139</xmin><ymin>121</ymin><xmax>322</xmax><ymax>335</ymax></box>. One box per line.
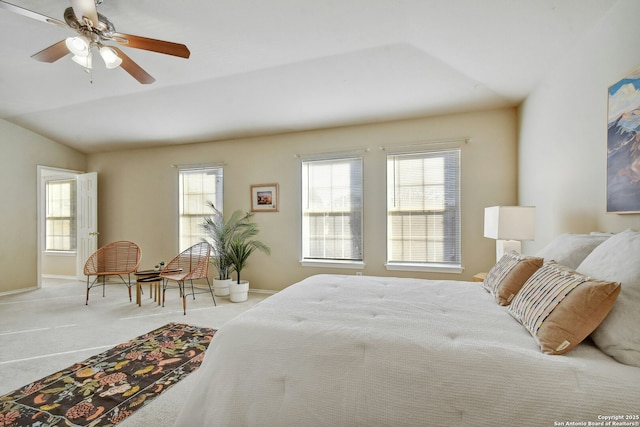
<box><xmin>386</xmin><ymin>149</ymin><xmax>461</xmax><ymax>267</ymax></box>
<box><xmin>45</xmin><ymin>179</ymin><xmax>77</xmax><ymax>251</ymax></box>
<box><xmin>302</xmin><ymin>157</ymin><xmax>363</xmax><ymax>261</ymax></box>
<box><xmin>179</xmin><ymin>167</ymin><xmax>223</xmax><ymax>251</ymax></box>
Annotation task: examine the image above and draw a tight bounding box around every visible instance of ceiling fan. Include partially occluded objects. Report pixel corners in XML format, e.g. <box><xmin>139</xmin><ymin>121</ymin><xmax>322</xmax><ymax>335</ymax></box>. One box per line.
<box><xmin>0</xmin><ymin>0</ymin><xmax>190</xmax><ymax>84</ymax></box>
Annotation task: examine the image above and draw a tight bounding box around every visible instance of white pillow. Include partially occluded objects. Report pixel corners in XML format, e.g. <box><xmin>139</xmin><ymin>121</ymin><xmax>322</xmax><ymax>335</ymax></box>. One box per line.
<box><xmin>535</xmin><ymin>233</ymin><xmax>609</xmax><ymax>269</ymax></box>
<box><xmin>576</xmin><ymin>229</ymin><xmax>640</xmax><ymax>367</ymax></box>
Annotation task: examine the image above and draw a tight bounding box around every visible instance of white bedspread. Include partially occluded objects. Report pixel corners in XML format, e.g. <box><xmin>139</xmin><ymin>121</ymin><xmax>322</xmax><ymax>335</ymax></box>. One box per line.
<box><xmin>174</xmin><ymin>274</ymin><xmax>640</xmax><ymax>426</ymax></box>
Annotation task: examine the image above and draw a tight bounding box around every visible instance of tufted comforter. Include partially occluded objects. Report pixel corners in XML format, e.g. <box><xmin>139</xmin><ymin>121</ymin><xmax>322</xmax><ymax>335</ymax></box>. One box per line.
<box><xmin>174</xmin><ymin>274</ymin><xmax>640</xmax><ymax>426</ymax></box>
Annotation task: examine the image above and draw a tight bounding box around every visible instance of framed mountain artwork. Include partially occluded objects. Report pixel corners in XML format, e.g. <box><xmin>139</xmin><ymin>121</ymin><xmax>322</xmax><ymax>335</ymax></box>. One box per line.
<box><xmin>607</xmin><ymin>66</ymin><xmax>640</xmax><ymax>213</ymax></box>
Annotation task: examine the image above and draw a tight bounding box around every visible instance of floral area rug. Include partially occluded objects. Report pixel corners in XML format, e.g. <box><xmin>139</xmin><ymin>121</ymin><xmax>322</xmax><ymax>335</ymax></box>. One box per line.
<box><xmin>0</xmin><ymin>323</ymin><xmax>215</xmax><ymax>427</ymax></box>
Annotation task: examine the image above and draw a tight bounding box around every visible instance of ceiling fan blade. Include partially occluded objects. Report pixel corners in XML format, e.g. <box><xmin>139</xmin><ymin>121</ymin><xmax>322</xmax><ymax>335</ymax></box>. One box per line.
<box><xmin>32</xmin><ymin>40</ymin><xmax>70</xmax><ymax>63</ymax></box>
<box><xmin>0</xmin><ymin>0</ymin><xmax>66</xmax><ymax>28</ymax></box>
<box><xmin>113</xmin><ymin>32</ymin><xmax>190</xmax><ymax>59</ymax></box>
<box><xmin>70</xmin><ymin>0</ymin><xmax>99</xmax><ymax>27</ymax></box>
<box><xmin>111</xmin><ymin>47</ymin><xmax>156</xmax><ymax>84</ymax></box>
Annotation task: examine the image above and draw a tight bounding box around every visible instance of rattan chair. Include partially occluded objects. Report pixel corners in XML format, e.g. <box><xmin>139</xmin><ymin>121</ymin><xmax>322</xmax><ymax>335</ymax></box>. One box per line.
<box><xmin>160</xmin><ymin>242</ymin><xmax>216</xmax><ymax>315</ymax></box>
<box><xmin>84</xmin><ymin>241</ymin><xmax>142</xmax><ymax>305</ymax></box>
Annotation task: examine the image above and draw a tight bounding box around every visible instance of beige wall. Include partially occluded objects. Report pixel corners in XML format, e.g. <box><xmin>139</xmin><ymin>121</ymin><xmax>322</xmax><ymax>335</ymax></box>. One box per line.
<box><xmin>11</xmin><ymin>0</ymin><xmax>640</xmax><ymax>294</ymax></box>
<box><xmin>42</xmin><ymin>253</ymin><xmax>76</xmax><ymax>278</ymax></box>
<box><xmin>519</xmin><ymin>0</ymin><xmax>640</xmax><ymax>253</ymax></box>
<box><xmin>88</xmin><ymin>108</ymin><xmax>517</xmax><ymax>291</ymax></box>
<box><xmin>0</xmin><ymin>119</ymin><xmax>86</xmax><ymax>294</ymax></box>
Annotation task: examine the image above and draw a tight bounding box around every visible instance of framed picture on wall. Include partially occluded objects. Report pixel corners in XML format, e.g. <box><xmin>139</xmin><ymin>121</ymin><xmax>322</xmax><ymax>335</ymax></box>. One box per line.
<box><xmin>250</xmin><ymin>183</ymin><xmax>279</xmax><ymax>212</ymax></box>
<box><xmin>607</xmin><ymin>65</ymin><xmax>640</xmax><ymax>213</ymax></box>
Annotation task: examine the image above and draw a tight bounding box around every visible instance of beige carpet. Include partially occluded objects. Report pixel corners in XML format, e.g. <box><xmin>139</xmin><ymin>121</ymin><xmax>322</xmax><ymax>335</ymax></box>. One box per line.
<box><xmin>0</xmin><ymin>278</ymin><xmax>270</xmax><ymax>427</ymax></box>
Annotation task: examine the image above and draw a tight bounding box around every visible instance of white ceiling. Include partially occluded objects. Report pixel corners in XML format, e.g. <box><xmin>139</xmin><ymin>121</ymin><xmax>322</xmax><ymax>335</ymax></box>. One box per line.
<box><xmin>0</xmin><ymin>0</ymin><xmax>616</xmax><ymax>154</ymax></box>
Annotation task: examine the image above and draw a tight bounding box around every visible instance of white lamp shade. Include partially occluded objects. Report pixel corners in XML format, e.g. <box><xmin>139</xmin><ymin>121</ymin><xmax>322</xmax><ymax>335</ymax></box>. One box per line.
<box><xmin>484</xmin><ymin>206</ymin><xmax>535</xmax><ymax>241</ymax></box>
<box><xmin>65</xmin><ymin>36</ymin><xmax>90</xmax><ymax>57</ymax></box>
<box><xmin>71</xmin><ymin>53</ymin><xmax>92</xmax><ymax>69</ymax></box>
<box><xmin>99</xmin><ymin>46</ymin><xmax>122</xmax><ymax>69</ymax></box>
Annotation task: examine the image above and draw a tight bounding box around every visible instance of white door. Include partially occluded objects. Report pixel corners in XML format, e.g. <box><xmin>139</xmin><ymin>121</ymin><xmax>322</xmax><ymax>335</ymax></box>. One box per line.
<box><xmin>76</xmin><ymin>172</ymin><xmax>98</xmax><ymax>281</ymax></box>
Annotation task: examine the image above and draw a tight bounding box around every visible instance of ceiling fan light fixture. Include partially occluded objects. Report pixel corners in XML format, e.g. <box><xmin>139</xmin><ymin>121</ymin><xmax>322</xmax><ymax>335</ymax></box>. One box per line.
<box><xmin>99</xmin><ymin>46</ymin><xmax>122</xmax><ymax>69</ymax></box>
<box><xmin>65</xmin><ymin>36</ymin><xmax>91</xmax><ymax>57</ymax></box>
<box><xmin>71</xmin><ymin>52</ymin><xmax>92</xmax><ymax>69</ymax></box>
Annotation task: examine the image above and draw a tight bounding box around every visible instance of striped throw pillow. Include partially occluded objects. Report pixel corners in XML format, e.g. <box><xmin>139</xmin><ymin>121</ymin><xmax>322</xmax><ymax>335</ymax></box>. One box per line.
<box><xmin>483</xmin><ymin>251</ymin><xmax>543</xmax><ymax>306</ymax></box>
<box><xmin>509</xmin><ymin>261</ymin><xmax>621</xmax><ymax>355</ymax></box>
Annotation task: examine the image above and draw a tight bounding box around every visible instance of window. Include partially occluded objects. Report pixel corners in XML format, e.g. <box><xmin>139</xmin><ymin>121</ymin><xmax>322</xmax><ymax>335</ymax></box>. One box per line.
<box><xmin>45</xmin><ymin>179</ymin><xmax>77</xmax><ymax>251</ymax></box>
<box><xmin>179</xmin><ymin>167</ymin><xmax>223</xmax><ymax>251</ymax></box>
<box><xmin>386</xmin><ymin>149</ymin><xmax>461</xmax><ymax>272</ymax></box>
<box><xmin>302</xmin><ymin>157</ymin><xmax>363</xmax><ymax>263</ymax></box>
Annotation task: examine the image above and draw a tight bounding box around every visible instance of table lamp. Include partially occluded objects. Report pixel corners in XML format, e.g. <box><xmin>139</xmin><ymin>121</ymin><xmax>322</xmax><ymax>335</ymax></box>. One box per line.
<box><xmin>484</xmin><ymin>206</ymin><xmax>535</xmax><ymax>261</ymax></box>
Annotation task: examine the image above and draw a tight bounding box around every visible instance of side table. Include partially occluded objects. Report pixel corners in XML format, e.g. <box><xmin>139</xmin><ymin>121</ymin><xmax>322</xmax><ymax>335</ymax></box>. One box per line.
<box><xmin>472</xmin><ymin>272</ymin><xmax>487</xmax><ymax>282</ymax></box>
<box><xmin>134</xmin><ymin>270</ymin><xmax>162</xmax><ymax>306</ymax></box>
<box><xmin>134</xmin><ymin>269</ymin><xmax>181</xmax><ymax>307</ymax></box>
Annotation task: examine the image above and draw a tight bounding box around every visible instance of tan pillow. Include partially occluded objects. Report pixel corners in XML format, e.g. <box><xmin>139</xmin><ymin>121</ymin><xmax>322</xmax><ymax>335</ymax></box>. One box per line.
<box><xmin>483</xmin><ymin>251</ymin><xmax>543</xmax><ymax>306</ymax></box>
<box><xmin>508</xmin><ymin>261</ymin><xmax>621</xmax><ymax>355</ymax></box>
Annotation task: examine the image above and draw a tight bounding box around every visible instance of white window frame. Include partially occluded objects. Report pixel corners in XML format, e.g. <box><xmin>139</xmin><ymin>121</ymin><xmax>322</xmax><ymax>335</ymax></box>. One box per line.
<box><xmin>45</xmin><ymin>178</ymin><xmax>77</xmax><ymax>252</ymax></box>
<box><xmin>178</xmin><ymin>167</ymin><xmax>224</xmax><ymax>252</ymax></box>
<box><xmin>385</xmin><ymin>148</ymin><xmax>462</xmax><ymax>274</ymax></box>
<box><xmin>300</xmin><ymin>156</ymin><xmax>364</xmax><ymax>269</ymax></box>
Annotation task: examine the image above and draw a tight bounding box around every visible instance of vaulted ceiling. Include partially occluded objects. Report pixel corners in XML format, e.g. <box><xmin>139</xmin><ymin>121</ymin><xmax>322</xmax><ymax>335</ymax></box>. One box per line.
<box><xmin>0</xmin><ymin>0</ymin><xmax>616</xmax><ymax>153</ymax></box>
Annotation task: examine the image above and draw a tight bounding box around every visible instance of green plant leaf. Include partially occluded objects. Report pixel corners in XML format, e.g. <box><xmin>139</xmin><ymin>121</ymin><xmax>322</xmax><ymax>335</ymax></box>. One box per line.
<box><xmin>201</xmin><ymin>202</ymin><xmax>270</xmax><ymax>283</ymax></box>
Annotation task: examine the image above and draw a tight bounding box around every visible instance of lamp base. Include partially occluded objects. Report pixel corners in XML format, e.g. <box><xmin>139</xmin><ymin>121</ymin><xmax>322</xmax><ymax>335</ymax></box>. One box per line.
<box><xmin>496</xmin><ymin>239</ymin><xmax>521</xmax><ymax>261</ymax></box>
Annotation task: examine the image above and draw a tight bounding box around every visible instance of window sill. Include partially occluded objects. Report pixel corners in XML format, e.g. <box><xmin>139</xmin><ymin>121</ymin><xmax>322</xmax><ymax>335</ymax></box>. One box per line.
<box><xmin>44</xmin><ymin>251</ymin><xmax>77</xmax><ymax>257</ymax></box>
<box><xmin>385</xmin><ymin>262</ymin><xmax>464</xmax><ymax>274</ymax></box>
<box><xmin>299</xmin><ymin>259</ymin><xmax>365</xmax><ymax>270</ymax></box>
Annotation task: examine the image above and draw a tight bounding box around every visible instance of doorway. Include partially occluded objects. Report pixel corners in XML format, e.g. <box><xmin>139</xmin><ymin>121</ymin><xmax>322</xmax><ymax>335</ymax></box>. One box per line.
<box><xmin>37</xmin><ymin>166</ymin><xmax>98</xmax><ymax>288</ymax></box>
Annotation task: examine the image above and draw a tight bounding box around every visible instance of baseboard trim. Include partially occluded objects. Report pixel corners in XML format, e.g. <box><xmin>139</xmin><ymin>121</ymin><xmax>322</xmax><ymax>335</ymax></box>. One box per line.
<box><xmin>0</xmin><ymin>286</ymin><xmax>38</xmax><ymax>297</ymax></box>
<box><xmin>249</xmin><ymin>289</ymin><xmax>277</xmax><ymax>295</ymax></box>
<box><xmin>42</xmin><ymin>274</ymin><xmax>78</xmax><ymax>281</ymax></box>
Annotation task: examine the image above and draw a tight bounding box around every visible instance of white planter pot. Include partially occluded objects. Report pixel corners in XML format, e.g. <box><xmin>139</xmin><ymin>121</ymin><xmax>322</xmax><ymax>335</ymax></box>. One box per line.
<box><xmin>213</xmin><ymin>278</ymin><xmax>231</xmax><ymax>297</ymax></box>
<box><xmin>229</xmin><ymin>280</ymin><xmax>249</xmax><ymax>303</ymax></box>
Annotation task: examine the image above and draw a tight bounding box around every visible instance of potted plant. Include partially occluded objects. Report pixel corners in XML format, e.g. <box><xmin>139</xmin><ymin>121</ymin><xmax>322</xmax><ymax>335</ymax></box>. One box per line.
<box><xmin>226</xmin><ymin>215</ymin><xmax>270</xmax><ymax>302</ymax></box>
<box><xmin>201</xmin><ymin>202</ymin><xmax>255</xmax><ymax>297</ymax></box>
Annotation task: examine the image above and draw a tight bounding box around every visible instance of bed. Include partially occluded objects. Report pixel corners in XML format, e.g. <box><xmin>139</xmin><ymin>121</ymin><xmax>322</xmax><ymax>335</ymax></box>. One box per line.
<box><xmin>174</xmin><ymin>231</ymin><xmax>640</xmax><ymax>426</ymax></box>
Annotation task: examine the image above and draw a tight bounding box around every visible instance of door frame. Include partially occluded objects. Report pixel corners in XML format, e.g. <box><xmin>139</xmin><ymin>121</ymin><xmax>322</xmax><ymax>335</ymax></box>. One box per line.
<box><xmin>37</xmin><ymin>166</ymin><xmax>88</xmax><ymax>287</ymax></box>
